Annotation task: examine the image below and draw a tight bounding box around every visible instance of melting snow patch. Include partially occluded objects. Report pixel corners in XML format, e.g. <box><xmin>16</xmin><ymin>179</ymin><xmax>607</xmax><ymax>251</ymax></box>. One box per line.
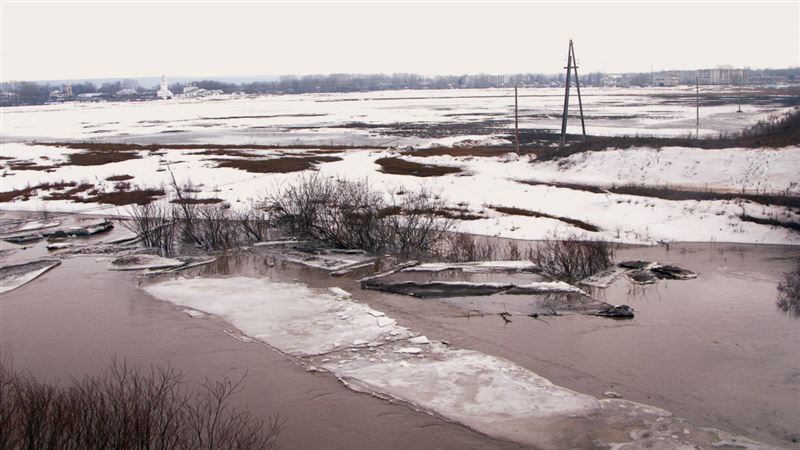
<box><xmin>408</xmin><ymin>336</ymin><xmax>431</xmax><ymax>345</ymax></box>
<box><xmin>394</xmin><ymin>347</ymin><xmax>423</xmax><ymax>354</ymax></box>
<box><xmin>109</xmin><ymin>254</ymin><xmax>186</xmax><ymax>271</ymax></box>
<box><xmin>328</xmin><ymin>287</ymin><xmax>352</xmax><ymax>298</ymax></box>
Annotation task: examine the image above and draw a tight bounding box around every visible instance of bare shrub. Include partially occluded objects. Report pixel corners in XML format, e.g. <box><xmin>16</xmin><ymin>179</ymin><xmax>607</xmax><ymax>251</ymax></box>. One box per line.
<box><xmin>266</xmin><ymin>175</ymin><xmax>454</xmax><ymax>256</ymax></box>
<box><xmin>441</xmin><ymin>233</ymin><xmax>497</xmax><ymax>262</ymax></box>
<box><xmin>233</xmin><ymin>206</ymin><xmax>272</xmax><ymax>242</ymax></box>
<box><xmin>0</xmin><ymin>358</ymin><xmax>280</xmax><ymax>450</ymax></box>
<box><xmin>384</xmin><ymin>187</ymin><xmax>456</xmax><ymax>257</ymax></box>
<box><xmin>267</xmin><ymin>173</ymin><xmax>333</xmax><ymax>236</ymax></box>
<box><xmin>182</xmin><ymin>203</ymin><xmax>243</xmax><ymax>251</ymax></box>
<box><xmin>123</xmin><ymin>202</ymin><xmax>178</xmax><ymax>256</ymax></box>
<box><xmin>777</xmin><ymin>263</ymin><xmax>800</xmax><ymax>317</ymax></box>
<box><xmin>438</xmin><ymin>234</ymin><xmax>530</xmax><ymax>262</ymax></box>
<box><xmin>527</xmin><ymin>233</ymin><xmax>615</xmax><ymax>283</ymax></box>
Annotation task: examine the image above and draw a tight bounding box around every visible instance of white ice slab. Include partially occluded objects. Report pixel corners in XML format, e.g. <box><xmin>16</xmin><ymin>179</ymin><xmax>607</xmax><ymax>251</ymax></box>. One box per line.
<box><xmin>403</xmin><ymin>260</ymin><xmax>538</xmax><ymax>273</ymax></box>
<box><xmin>0</xmin><ymin>260</ymin><xmax>61</xmax><ymax>294</ymax></box>
<box><xmin>143</xmin><ymin>276</ymin><xmax>411</xmax><ymax>356</ymax></box>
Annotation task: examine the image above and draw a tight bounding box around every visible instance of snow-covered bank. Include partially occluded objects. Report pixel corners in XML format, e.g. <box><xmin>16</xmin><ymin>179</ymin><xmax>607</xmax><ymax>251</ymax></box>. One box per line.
<box><xmin>523</xmin><ymin>146</ymin><xmax>800</xmax><ymax>195</ymax></box>
<box><xmin>2</xmin><ymin>141</ymin><xmax>798</xmax><ymax>245</ymax></box>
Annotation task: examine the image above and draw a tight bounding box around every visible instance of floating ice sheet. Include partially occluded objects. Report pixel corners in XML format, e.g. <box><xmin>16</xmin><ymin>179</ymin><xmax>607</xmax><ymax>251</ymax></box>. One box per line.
<box><xmin>143</xmin><ymin>276</ymin><xmax>411</xmax><ymax>356</ymax></box>
<box><xmin>0</xmin><ymin>259</ymin><xmax>61</xmax><ymax>294</ymax></box>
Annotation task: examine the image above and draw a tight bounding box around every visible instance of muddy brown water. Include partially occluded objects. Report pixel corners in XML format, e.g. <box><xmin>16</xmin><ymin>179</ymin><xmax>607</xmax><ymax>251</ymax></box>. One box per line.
<box><xmin>1</xmin><ymin>240</ymin><xmax>799</xmax><ymax>448</ymax></box>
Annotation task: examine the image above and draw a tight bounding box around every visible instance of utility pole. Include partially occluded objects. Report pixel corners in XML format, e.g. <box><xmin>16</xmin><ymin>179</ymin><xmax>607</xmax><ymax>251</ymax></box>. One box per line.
<box><xmin>696</xmin><ymin>74</ymin><xmax>700</xmax><ymax>139</ymax></box>
<box><xmin>737</xmin><ymin>68</ymin><xmax>743</xmax><ymax>113</ymax></box>
<box><xmin>559</xmin><ymin>40</ymin><xmax>586</xmax><ymax>149</ymax></box>
<box><xmin>514</xmin><ymin>84</ymin><xmax>520</xmax><ymax>154</ymax></box>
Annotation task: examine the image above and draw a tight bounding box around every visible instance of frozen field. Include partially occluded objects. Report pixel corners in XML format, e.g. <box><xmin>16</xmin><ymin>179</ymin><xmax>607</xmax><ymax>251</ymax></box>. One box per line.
<box><xmin>1</xmin><ymin>86</ymin><xmax>798</xmax><ymax>246</ymax></box>
<box><xmin>1</xmin><ymin>86</ymin><xmax>794</xmax><ymax>145</ymax></box>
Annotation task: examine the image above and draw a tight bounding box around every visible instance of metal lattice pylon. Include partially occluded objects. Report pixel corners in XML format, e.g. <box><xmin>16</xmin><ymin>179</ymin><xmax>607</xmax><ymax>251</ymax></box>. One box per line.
<box><xmin>559</xmin><ymin>39</ymin><xmax>586</xmax><ymax>148</ymax></box>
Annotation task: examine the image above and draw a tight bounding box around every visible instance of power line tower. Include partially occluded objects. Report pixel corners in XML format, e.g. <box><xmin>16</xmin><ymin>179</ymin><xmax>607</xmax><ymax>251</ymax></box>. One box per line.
<box><xmin>559</xmin><ymin>39</ymin><xmax>586</xmax><ymax>149</ymax></box>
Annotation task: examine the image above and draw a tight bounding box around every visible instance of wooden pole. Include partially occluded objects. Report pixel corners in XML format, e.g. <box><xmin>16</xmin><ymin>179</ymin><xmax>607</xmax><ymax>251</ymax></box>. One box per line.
<box><xmin>571</xmin><ymin>41</ymin><xmax>587</xmax><ymax>141</ymax></box>
<box><xmin>737</xmin><ymin>68</ymin><xmax>743</xmax><ymax>113</ymax></box>
<box><xmin>696</xmin><ymin>74</ymin><xmax>700</xmax><ymax>138</ymax></box>
<box><xmin>515</xmin><ymin>84</ymin><xmax>520</xmax><ymax>153</ymax></box>
<box><xmin>559</xmin><ymin>40</ymin><xmax>573</xmax><ymax>149</ymax></box>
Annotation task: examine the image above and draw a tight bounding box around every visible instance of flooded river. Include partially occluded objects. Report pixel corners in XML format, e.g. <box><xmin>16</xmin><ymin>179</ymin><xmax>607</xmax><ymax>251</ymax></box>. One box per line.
<box><xmin>1</xmin><ymin>240</ymin><xmax>798</xmax><ymax>448</ymax></box>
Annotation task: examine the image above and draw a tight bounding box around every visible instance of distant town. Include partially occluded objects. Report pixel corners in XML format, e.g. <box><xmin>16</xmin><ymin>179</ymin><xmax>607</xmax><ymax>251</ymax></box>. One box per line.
<box><xmin>1</xmin><ymin>66</ymin><xmax>798</xmax><ymax>107</ymax></box>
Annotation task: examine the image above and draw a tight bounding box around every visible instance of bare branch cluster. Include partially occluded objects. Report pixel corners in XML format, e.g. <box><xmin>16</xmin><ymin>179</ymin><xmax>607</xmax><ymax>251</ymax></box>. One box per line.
<box><xmin>0</xmin><ymin>358</ymin><xmax>281</xmax><ymax>450</ymax></box>
<box><xmin>527</xmin><ymin>233</ymin><xmax>615</xmax><ymax>283</ymax></box>
<box><xmin>266</xmin><ymin>174</ymin><xmax>454</xmax><ymax>256</ymax></box>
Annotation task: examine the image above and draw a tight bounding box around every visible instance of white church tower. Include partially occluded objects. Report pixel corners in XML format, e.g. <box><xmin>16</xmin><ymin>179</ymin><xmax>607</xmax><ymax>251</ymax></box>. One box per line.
<box><xmin>157</xmin><ymin>75</ymin><xmax>173</xmax><ymax>99</ymax></box>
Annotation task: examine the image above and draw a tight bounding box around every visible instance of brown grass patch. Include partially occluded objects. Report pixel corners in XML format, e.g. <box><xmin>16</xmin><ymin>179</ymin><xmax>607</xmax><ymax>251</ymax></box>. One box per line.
<box><xmin>82</xmin><ymin>189</ymin><xmax>165</xmax><ymax>205</ymax></box>
<box><xmin>0</xmin><ymin>181</ymin><xmax>78</xmax><ymax>202</ymax></box>
<box><xmin>67</xmin><ymin>150</ymin><xmax>141</xmax><ymax>166</ymax></box>
<box><xmin>106</xmin><ymin>174</ymin><xmax>134</xmax><ymax>181</ymax></box>
<box><xmin>215</xmin><ymin>155</ymin><xmax>341</xmax><ymax>173</ymax></box>
<box><xmin>6</xmin><ymin>160</ymin><xmax>58</xmax><ymax>171</ymax></box>
<box><xmin>42</xmin><ymin>183</ymin><xmax>95</xmax><ymax>201</ymax></box>
<box><xmin>490</xmin><ymin>205</ymin><xmax>601</xmax><ymax>232</ymax></box>
<box><xmin>375</xmin><ymin>157</ymin><xmax>462</xmax><ymax>177</ymax></box>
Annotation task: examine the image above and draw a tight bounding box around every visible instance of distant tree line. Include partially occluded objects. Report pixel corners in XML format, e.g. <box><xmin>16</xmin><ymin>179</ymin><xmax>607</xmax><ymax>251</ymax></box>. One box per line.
<box><xmin>2</xmin><ymin>68</ymin><xmax>798</xmax><ymax>106</ymax></box>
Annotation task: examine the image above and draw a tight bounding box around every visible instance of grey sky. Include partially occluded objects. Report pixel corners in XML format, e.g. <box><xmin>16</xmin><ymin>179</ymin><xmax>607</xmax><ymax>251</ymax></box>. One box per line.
<box><xmin>1</xmin><ymin>1</ymin><xmax>798</xmax><ymax>81</ymax></box>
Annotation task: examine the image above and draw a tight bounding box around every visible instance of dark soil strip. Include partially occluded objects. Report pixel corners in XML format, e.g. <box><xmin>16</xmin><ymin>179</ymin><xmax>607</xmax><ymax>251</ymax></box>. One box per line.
<box><xmin>740</xmin><ymin>215</ymin><xmax>800</xmax><ymax>232</ymax></box>
<box><xmin>489</xmin><ymin>205</ymin><xmax>600</xmax><ymax>232</ymax></box>
<box><xmin>516</xmin><ymin>180</ymin><xmax>800</xmax><ymax>209</ymax></box>
<box><xmin>171</xmin><ymin>198</ymin><xmax>225</xmax><ymax>205</ymax></box>
<box><xmin>106</xmin><ymin>175</ymin><xmax>135</xmax><ymax>181</ymax></box>
<box><xmin>516</xmin><ymin>180</ymin><xmax>607</xmax><ymax>194</ymax></box>
<box><xmin>400</xmin><ymin>146</ymin><xmax>516</xmax><ymax>158</ymax></box>
<box><xmin>375</xmin><ymin>157</ymin><xmax>462</xmax><ymax>177</ymax></box>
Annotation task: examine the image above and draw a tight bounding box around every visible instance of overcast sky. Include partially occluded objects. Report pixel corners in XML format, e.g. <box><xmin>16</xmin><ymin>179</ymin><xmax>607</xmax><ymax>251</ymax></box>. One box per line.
<box><xmin>1</xmin><ymin>1</ymin><xmax>798</xmax><ymax>82</ymax></box>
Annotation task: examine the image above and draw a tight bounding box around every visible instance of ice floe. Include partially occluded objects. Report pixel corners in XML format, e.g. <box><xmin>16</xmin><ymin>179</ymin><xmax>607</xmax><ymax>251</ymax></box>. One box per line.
<box><xmin>108</xmin><ymin>254</ymin><xmax>186</xmax><ymax>271</ymax></box>
<box><xmin>0</xmin><ymin>259</ymin><xmax>61</xmax><ymax>294</ymax></box>
<box><xmin>403</xmin><ymin>260</ymin><xmax>539</xmax><ymax>273</ymax></box>
<box><xmin>143</xmin><ymin>276</ymin><xmax>411</xmax><ymax>356</ymax></box>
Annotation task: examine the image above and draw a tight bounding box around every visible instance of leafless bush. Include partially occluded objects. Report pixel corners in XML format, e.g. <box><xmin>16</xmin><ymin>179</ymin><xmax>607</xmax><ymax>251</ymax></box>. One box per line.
<box><xmin>181</xmin><ymin>203</ymin><xmax>244</xmax><ymax>251</ymax></box>
<box><xmin>0</xmin><ymin>358</ymin><xmax>281</xmax><ymax>450</ymax></box>
<box><xmin>384</xmin><ymin>187</ymin><xmax>455</xmax><ymax>257</ymax></box>
<box><xmin>123</xmin><ymin>202</ymin><xmax>178</xmax><ymax>256</ymax></box>
<box><xmin>777</xmin><ymin>263</ymin><xmax>800</xmax><ymax>317</ymax></box>
<box><xmin>441</xmin><ymin>233</ymin><xmax>497</xmax><ymax>262</ymax></box>
<box><xmin>233</xmin><ymin>206</ymin><xmax>272</xmax><ymax>242</ymax></box>
<box><xmin>266</xmin><ymin>175</ymin><xmax>454</xmax><ymax>256</ymax></box>
<box><xmin>266</xmin><ymin>173</ymin><xmax>332</xmax><ymax>235</ymax></box>
<box><xmin>527</xmin><ymin>233</ymin><xmax>615</xmax><ymax>283</ymax></box>
<box><xmin>314</xmin><ymin>178</ymin><xmax>389</xmax><ymax>251</ymax></box>
<box><xmin>438</xmin><ymin>234</ymin><xmax>529</xmax><ymax>262</ymax></box>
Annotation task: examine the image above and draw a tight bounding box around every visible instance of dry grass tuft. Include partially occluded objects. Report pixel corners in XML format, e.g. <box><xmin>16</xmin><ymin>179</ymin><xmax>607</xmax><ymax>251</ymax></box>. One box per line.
<box><xmin>375</xmin><ymin>157</ymin><xmax>462</xmax><ymax>177</ymax></box>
